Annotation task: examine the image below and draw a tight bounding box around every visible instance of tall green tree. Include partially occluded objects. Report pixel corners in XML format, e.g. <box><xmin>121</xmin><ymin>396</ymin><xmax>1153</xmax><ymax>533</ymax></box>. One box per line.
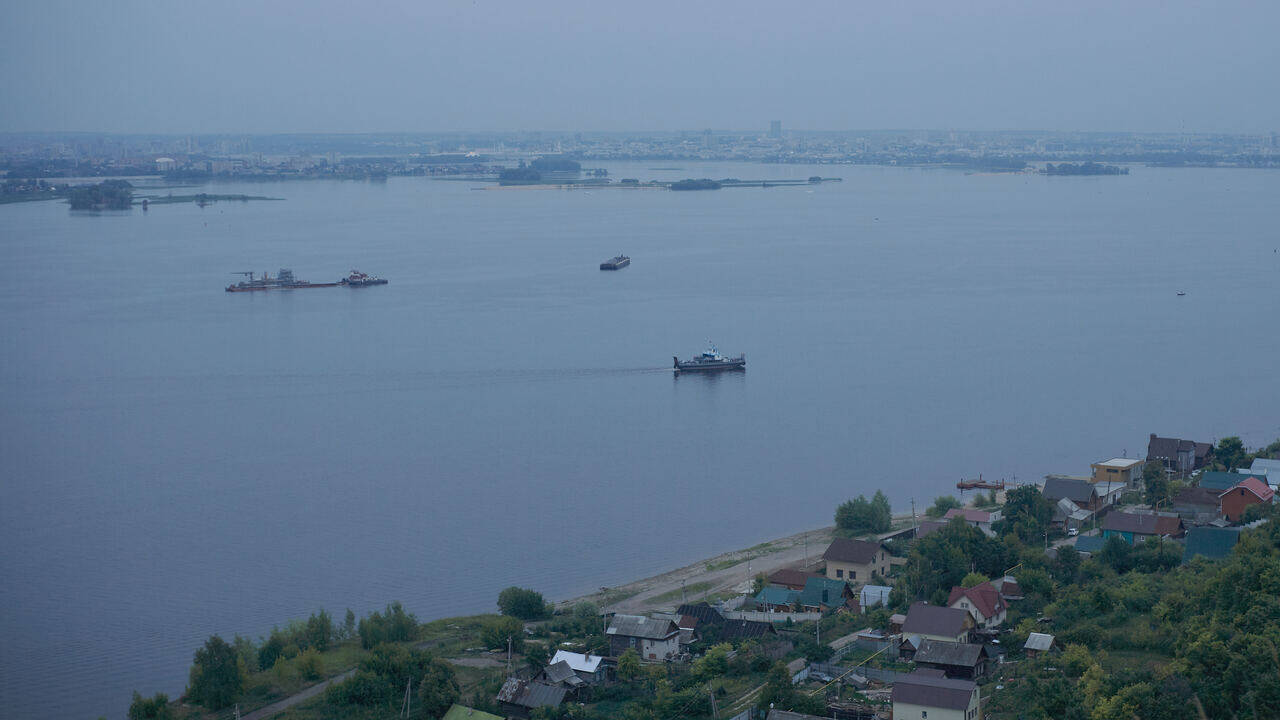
<box><xmin>497</xmin><ymin>586</ymin><xmax>550</xmax><ymax>620</ymax></box>
<box><xmin>186</xmin><ymin>635</ymin><xmax>244</xmax><ymax>710</ymax></box>
<box><xmin>128</xmin><ymin>692</ymin><xmax>173</xmax><ymax>720</ymax></box>
<box><xmin>994</xmin><ymin>486</ymin><xmax>1054</xmax><ymax>545</ymax></box>
<box><xmin>616</xmin><ymin>649</ymin><xmax>642</xmax><ymax>682</ymax></box>
<box><xmin>1215</xmin><ymin>436</ymin><xmax>1246</xmax><ymax>470</ymax></box>
<box><xmin>1142</xmin><ymin>461</ymin><xmax>1171</xmax><ymax>506</ymax></box>
<box><xmin>835</xmin><ymin>490</ymin><xmax>892</xmax><ymax>535</ymax></box>
<box><xmin>926</xmin><ymin>495</ymin><xmax>962</xmax><ymax>518</ymax></box>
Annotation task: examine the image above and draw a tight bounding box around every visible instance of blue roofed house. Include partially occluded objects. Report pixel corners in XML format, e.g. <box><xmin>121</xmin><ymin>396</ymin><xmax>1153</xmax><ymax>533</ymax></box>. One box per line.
<box><xmin>1101</xmin><ymin>511</ymin><xmax>1184</xmax><ymax>544</ymax></box>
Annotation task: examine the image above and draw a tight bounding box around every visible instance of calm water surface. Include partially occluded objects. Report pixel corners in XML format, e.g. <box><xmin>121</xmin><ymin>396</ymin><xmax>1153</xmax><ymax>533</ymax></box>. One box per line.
<box><xmin>2</xmin><ymin>163</ymin><xmax>1278</xmax><ymax>718</ymax></box>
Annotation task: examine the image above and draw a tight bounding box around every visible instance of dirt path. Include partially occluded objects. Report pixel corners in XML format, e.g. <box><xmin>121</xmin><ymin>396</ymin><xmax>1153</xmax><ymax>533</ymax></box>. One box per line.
<box><xmin>241</xmin><ymin>669</ymin><xmax>355</xmax><ymax>720</ymax></box>
<box><xmin>562</xmin><ymin>526</ymin><xmax>835</xmax><ymax>614</ymax></box>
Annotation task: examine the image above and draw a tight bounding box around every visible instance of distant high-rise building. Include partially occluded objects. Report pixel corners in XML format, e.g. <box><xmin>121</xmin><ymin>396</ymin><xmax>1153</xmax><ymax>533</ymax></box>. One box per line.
<box><xmin>702</xmin><ymin>129</ymin><xmax>713</xmax><ymax>149</ymax></box>
<box><xmin>769</xmin><ymin>120</ymin><xmax>782</xmax><ymax>139</ymax></box>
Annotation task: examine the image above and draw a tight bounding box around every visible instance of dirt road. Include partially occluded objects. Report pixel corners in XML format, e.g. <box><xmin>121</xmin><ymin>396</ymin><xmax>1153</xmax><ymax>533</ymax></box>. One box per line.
<box><xmin>563</xmin><ymin>526</ymin><xmax>835</xmax><ymax>614</ymax></box>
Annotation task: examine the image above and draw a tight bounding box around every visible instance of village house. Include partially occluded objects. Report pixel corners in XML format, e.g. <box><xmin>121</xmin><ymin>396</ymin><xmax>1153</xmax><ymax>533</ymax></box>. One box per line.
<box><xmin>822</xmin><ymin>537</ymin><xmax>890</xmax><ymax>583</ymax></box>
<box><xmin>442</xmin><ymin>704</ymin><xmax>503</xmax><ymax>720</ymax></box>
<box><xmin>605</xmin><ymin>615</ymin><xmax>680</xmax><ymax>660</ymax></box>
<box><xmin>1182</xmin><ymin>526</ymin><xmax>1245</xmax><ymax>563</ymax></box>
<box><xmin>990</xmin><ymin>576</ymin><xmax>1023</xmax><ymax>602</ymax></box>
<box><xmin>754</xmin><ymin>586</ymin><xmax>800</xmax><ymax>613</ymax></box>
<box><xmin>1091</xmin><ymin>457</ymin><xmax>1146</xmax><ymax>491</ymax></box>
<box><xmin>548</xmin><ymin>650</ymin><xmax>605</xmax><ymax>685</ymax></box>
<box><xmin>766</xmin><ymin>568</ymin><xmax>822</xmax><ymax>591</ymax></box>
<box><xmin>891</xmin><ymin>669</ymin><xmax>981</xmax><ymax>720</ymax></box>
<box><xmin>911</xmin><ymin>638</ymin><xmax>991</xmax><ymax>680</ymax></box>
<box><xmin>941</xmin><ymin>508</ymin><xmax>999</xmax><ymax>535</ymax></box>
<box><xmin>1101</xmin><ymin>511</ymin><xmax>1185</xmax><ymax>544</ymax></box>
<box><xmin>1052</xmin><ymin>497</ymin><xmax>1094</xmax><ymax>532</ymax></box>
<box><xmin>1171</xmin><ymin>486</ymin><xmax>1223</xmax><ymax>524</ymax></box>
<box><xmin>1199</xmin><ymin>471</ymin><xmax>1256</xmax><ymax>492</ymax></box>
<box><xmin>798</xmin><ymin>577</ymin><xmax>856</xmax><ymax>612</ymax></box>
<box><xmin>860</xmin><ymin>584</ymin><xmax>892</xmax><ymax>611</ymax></box>
<box><xmin>1241</xmin><ymin>458</ymin><xmax>1280</xmax><ymax>485</ymax></box>
<box><xmin>1218</xmin><ymin>477</ymin><xmax>1274</xmax><ymax>522</ymax></box>
<box><xmin>902</xmin><ymin>602</ymin><xmax>975</xmax><ymax>646</ymax></box>
<box><xmin>946</xmin><ymin>582</ymin><xmax>1006</xmax><ymax>628</ymax></box>
<box><xmin>496</xmin><ymin>678</ymin><xmax>566</xmax><ymax>718</ymax></box>
<box><xmin>1147</xmin><ymin>434</ymin><xmax>1213</xmax><ymax>474</ymax></box>
<box><xmin>1042</xmin><ymin>476</ymin><xmax>1106</xmax><ymax>512</ymax></box>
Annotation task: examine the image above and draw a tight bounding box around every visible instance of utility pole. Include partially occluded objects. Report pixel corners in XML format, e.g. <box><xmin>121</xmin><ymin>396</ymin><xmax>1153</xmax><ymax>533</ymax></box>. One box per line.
<box><xmin>682</xmin><ymin>578</ymin><xmax>686</xmax><ymax>604</ymax></box>
<box><xmin>911</xmin><ymin>497</ymin><xmax>917</xmax><ymax>526</ymax></box>
<box><xmin>709</xmin><ymin>685</ymin><xmax>720</xmax><ymax>720</ymax></box>
<box><xmin>507</xmin><ymin>636</ymin><xmax>512</xmax><ymax>672</ymax></box>
<box><xmin>400</xmin><ymin>678</ymin><xmax>413</xmax><ymax>718</ymax></box>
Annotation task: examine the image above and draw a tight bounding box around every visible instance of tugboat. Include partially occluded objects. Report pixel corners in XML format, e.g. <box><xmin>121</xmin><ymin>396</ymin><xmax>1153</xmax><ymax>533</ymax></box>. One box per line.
<box><xmin>600</xmin><ymin>255</ymin><xmax>630</xmax><ymax>270</ymax></box>
<box><xmin>674</xmin><ymin>343</ymin><xmax>746</xmax><ymax>373</ymax></box>
<box><xmin>225</xmin><ymin>269</ymin><xmax>339</xmax><ymax>292</ymax></box>
<box><xmin>339</xmin><ymin>269</ymin><xmax>388</xmax><ymax>287</ymax></box>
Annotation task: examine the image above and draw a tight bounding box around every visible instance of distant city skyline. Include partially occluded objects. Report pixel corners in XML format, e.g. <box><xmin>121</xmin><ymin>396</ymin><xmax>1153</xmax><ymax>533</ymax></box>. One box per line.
<box><xmin>3</xmin><ymin>0</ymin><xmax>1279</xmax><ymax>135</ymax></box>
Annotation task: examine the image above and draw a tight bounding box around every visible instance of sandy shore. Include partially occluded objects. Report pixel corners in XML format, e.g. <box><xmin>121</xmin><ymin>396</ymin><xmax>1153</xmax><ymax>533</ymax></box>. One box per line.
<box><xmin>560</xmin><ymin>526</ymin><xmax>835</xmax><ymax>614</ymax></box>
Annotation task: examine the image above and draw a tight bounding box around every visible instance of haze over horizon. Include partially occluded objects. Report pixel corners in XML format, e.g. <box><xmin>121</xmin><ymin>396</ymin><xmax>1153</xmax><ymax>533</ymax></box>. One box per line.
<box><xmin>3</xmin><ymin>0</ymin><xmax>1278</xmax><ymax>136</ymax></box>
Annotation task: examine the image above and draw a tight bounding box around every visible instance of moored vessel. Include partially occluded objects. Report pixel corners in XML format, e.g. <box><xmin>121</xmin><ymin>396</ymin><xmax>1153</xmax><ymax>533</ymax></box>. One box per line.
<box><xmin>674</xmin><ymin>343</ymin><xmax>746</xmax><ymax>372</ymax></box>
<box><xmin>225</xmin><ymin>269</ymin><xmax>339</xmax><ymax>292</ymax></box>
<box><xmin>340</xmin><ymin>269</ymin><xmax>388</xmax><ymax>287</ymax></box>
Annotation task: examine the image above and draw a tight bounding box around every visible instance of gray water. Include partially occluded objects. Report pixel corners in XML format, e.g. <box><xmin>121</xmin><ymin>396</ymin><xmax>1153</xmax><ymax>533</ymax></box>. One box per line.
<box><xmin>2</xmin><ymin>162</ymin><xmax>1278</xmax><ymax>719</ymax></box>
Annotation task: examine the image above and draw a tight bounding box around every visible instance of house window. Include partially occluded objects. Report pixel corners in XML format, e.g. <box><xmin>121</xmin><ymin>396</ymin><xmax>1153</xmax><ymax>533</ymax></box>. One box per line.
<box><xmin>851</xmin><ymin>571</ymin><xmax>857</xmax><ymax>579</ymax></box>
<box><xmin>836</xmin><ymin>569</ymin><xmax>843</xmax><ymax>579</ymax></box>
<box><xmin>921</xmin><ymin>712</ymin><xmax>927</xmax><ymax>718</ymax></box>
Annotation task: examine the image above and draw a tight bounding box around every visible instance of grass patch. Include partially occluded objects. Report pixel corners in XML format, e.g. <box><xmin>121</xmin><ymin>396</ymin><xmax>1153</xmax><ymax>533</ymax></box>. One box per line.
<box><xmin>650</xmin><ymin>581</ymin><xmax>713</xmax><ymax>603</ymax></box>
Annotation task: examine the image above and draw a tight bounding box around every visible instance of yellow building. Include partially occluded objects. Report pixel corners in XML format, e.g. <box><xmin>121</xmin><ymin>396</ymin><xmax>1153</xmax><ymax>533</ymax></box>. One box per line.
<box><xmin>1090</xmin><ymin>457</ymin><xmax>1145</xmax><ymax>491</ymax></box>
<box><xmin>822</xmin><ymin>538</ymin><xmax>890</xmax><ymax>583</ymax></box>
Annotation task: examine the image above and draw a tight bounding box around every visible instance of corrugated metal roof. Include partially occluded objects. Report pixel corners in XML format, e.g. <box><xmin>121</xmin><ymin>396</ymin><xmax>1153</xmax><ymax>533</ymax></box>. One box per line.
<box><xmin>755</xmin><ymin>586</ymin><xmax>800</xmax><ymax>607</ymax></box>
<box><xmin>1024</xmin><ymin>633</ymin><xmax>1054</xmax><ymax>651</ymax></box>
<box><xmin>549</xmin><ymin>650</ymin><xmax>602</xmax><ymax>673</ymax></box>
<box><xmin>606</xmin><ymin>614</ymin><xmax>678</xmax><ymax>640</ymax></box>
<box><xmin>914</xmin><ymin>638</ymin><xmax>987</xmax><ymax>667</ymax></box>
<box><xmin>1182</xmin><ymin>526</ymin><xmax>1242</xmax><ymax>563</ymax></box>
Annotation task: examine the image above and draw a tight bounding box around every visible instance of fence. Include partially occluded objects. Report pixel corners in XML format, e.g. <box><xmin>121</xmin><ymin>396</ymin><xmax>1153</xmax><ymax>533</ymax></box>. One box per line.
<box><xmin>721</xmin><ymin>609</ymin><xmax>822</xmax><ymax>623</ymax></box>
<box><xmin>810</xmin><ymin>662</ymin><xmax>910</xmax><ymax>686</ymax></box>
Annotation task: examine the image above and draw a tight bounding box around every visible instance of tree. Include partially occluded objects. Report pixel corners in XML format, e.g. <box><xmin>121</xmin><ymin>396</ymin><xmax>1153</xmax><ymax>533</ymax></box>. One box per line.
<box><xmin>994</xmin><ymin>486</ymin><xmax>1054</xmax><ymax>544</ymax></box>
<box><xmin>497</xmin><ymin>586</ymin><xmax>550</xmax><ymax>620</ymax></box>
<box><xmin>358</xmin><ymin>602</ymin><xmax>418</xmax><ymax>649</ymax></box>
<box><xmin>961</xmin><ymin>572</ymin><xmax>988</xmax><ymax>588</ymax></box>
<box><xmin>341</xmin><ymin>608</ymin><xmax>357</xmax><ymax>641</ymax></box>
<box><xmin>186</xmin><ymin>635</ymin><xmax>244</xmax><ymax>710</ymax></box>
<box><xmin>258</xmin><ymin>630</ymin><xmax>286</xmax><ymax>670</ymax></box>
<box><xmin>296</xmin><ymin>649</ymin><xmax>323</xmax><ymax>680</ymax></box>
<box><xmin>835</xmin><ymin>490</ymin><xmax>892</xmax><ymax>535</ymax></box>
<box><xmin>1143</xmin><ymin>461</ymin><xmax>1170</xmax><ymax>506</ymax></box>
<box><xmin>525</xmin><ymin>642</ymin><xmax>549</xmax><ymax>672</ymax></box>
<box><xmin>926</xmin><ymin>495</ymin><xmax>962</xmax><ymax>518</ymax></box>
<box><xmin>305</xmin><ymin>609</ymin><xmax>333</xmax><ymax>652</ymax></box>
<box><xmin>1215</xmin><ymin>436</ymin><xmax>1246</xmax><ymax>471</ymax></box>
<box><xmin>617</xmin><ymin>648</ymin><xmax>642</xmax><ymax>682</ymax></box>
<box><xmin>692</xmin><ymin>643</ymin><xmax>732</xmax><ymax>681</ymax></box>
<box><xmin>480</xmin><ymin>615</ymin><xmax>525</xmax><ymax>653</ymax></box>
<box><xmin>128</xmin><ymin>692</ymin><xmax>173</xmax><ymax>720</ymax></box>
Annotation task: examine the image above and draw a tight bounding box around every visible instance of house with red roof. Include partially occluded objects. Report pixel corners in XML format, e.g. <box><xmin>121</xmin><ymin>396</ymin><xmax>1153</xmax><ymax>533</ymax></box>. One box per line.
<box><xmin>941</xmin><ymin>508</ymin><xmax>999</xmax><ymax>534</ymax></box>
<box><xmin>1219</xmin><ymin>476</ymin><xmax>1275</xmax><ymax>522</ymax></box>
<box><xmin>947</xmin><ymin>582</ymin><xmax>1007</xmax><ymax>628</ymax></box>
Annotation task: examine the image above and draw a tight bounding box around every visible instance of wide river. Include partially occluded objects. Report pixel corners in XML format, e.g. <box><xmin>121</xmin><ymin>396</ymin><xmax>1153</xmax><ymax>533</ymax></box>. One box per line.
<box><xmin>1</xmin><ymin>161</ymin><xmax>1278</xmax><ymax>718</ymax></box>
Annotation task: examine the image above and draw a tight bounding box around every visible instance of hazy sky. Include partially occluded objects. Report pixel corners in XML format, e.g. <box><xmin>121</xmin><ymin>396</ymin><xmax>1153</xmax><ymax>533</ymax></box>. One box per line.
<box><xmin>2</xmin><ymin>0</ymin><xmax>1277</xmax><ymax>134</ymax></box>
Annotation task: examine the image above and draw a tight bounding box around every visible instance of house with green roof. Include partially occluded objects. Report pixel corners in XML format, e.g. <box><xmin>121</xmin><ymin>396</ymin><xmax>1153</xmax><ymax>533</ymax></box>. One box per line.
<box><xmin>798</xmin><ymin>577</ymin><xmax>855</xmax><ymax>612</ymax></box>
<box><xmin>1199</xmin><ymin>471</ymin><xmax>1259</xmax><ymax>492</ymax></box>
<box><xmin>442</xmin><ymin>704</ymin><xmax>504</xmax><ymax>720</ymax></box>
<box><xmin>1182</xmin><ymin>527</ymin><xmax>1243</xmax><ymax>563</ymax></box>
<box><xmin>754</xmin><ymin>586</ymin><xmax>800</xmax><ymax>612</ymax></box>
